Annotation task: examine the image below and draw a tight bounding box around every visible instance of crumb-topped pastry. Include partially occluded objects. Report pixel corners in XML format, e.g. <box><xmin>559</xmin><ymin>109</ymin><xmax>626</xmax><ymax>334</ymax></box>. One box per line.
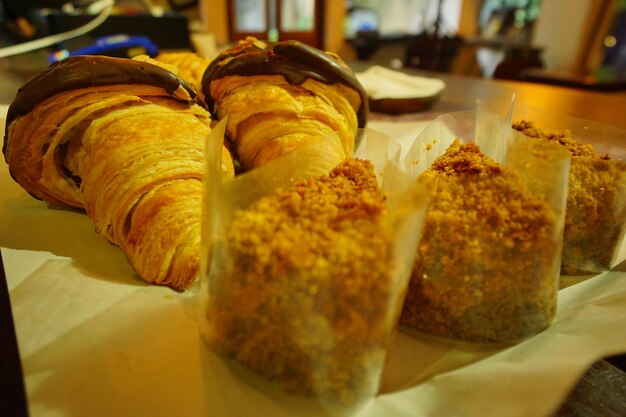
<box><xmin>513</xmin><ymin>120</ymin><xmax>626</xmax><ymax>274</ymax></box>
<box><xmin>203</xmin><ymin>158</ymin><xmax>398</xmax><ymax>405</ymax></box>
<box><xmin>400</xmin><ymin>141</ymin><xmax>559</xmax><ymax>343</ymax></box>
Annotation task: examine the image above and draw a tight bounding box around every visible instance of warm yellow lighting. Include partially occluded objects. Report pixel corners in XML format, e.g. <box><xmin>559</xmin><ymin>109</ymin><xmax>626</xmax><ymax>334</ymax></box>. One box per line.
<box><xmin>604</xmin><ymin>35</ymin><xmax>617</xmax><ymax>48</ymax></box>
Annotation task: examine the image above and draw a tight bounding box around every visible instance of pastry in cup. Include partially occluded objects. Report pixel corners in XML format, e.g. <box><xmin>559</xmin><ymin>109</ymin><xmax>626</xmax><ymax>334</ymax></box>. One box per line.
<box><xmin>399</xmin><ymin>112</ymin><xmax>570</xmax><ymax>343</ymax></box>
<box><xmin>201</xmin><ymin>37</ymin><xmax>368</xmax><ymax>171</ymax></box>
<box><xmin>200</xmin><ymin>128</ymin><xmax>427</xmax><ymax>412</ymax></box>
<box><xmin>477</xmin><ymin>97</ymin><xmax>626</xmax><ymax>274</ymax></box>
<box><xmin>512</xmin><ymin>120</ymin><xmax>626</xmax><ymax>274</ymax></box>
<box><xmin>3</xmin><ymin>55</ymin><xmax>234</xmax><ymax>290</ymax></box>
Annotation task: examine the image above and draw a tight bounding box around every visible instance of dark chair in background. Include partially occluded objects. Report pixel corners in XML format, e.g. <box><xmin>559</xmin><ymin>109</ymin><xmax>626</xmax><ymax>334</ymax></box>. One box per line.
<box><xmin>404</xmin><ymin>32</ymin><xmax>464</xmax><ymax>72</ymax></box>
<box><xmin>493</xmin><ymin>45</ymin><xmax>543</xmax><ymax>80</ymax></box>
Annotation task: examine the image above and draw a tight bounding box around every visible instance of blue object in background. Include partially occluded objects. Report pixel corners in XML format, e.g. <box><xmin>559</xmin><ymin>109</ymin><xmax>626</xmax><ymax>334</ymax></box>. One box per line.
<box><xmin>49</xmin><ymin>34</ymin><xmax>160</xmax><ymax>63</ymax></box>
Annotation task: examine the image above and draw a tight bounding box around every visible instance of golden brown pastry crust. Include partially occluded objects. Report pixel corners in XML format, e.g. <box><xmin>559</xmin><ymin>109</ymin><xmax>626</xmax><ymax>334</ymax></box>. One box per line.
<box><xmin>210</xmin><ymin>74</ymin><xmax>359</xmax><ymax>168</ymax></box>
<box><xmin>202</xmin><ymin>38</ymin><xmax>368</xmax><ymax>171</ymax></box>
<box><xmin>154</xmin><ymin>52</ymin><xmax>213</xmax><ymax>100</ymax></box>
<box><xmin>4</xmin><ymin>56</ymin><xmax>235</xmax><ymax>290</ymax></box>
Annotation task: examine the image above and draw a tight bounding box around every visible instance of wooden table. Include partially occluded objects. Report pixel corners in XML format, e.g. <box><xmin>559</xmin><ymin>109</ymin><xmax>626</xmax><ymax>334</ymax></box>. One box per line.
<box><xmin>430</xmin><ymin>70</ymin><xmax>626</xmax><ymax>130</ymax></box>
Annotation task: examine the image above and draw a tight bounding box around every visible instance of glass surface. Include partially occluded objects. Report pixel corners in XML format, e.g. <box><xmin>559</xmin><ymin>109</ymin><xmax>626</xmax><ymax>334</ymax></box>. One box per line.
<box><xmin>599</xmin><ymin>2</ymin><xmax>626</xmax><ymax>76</ymax></box>
<box><xmin>280</xmin><ymin>0</ymin><xmax>314</xmax><ymax>32</ymax></box>
<box><xmin>347</xmin><ymin>0</ymin><xmax>462</xmax><ymax>38</ymax></box>
<box><xmin>235</xmin><ymin>0</ymin><xmax>267</xmax><ymax>33</ymax></box>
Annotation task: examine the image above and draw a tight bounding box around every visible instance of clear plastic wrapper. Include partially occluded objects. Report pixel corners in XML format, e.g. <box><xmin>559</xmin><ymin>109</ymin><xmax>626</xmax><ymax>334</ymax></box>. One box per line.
<box><xmin>479</xmin><ymin>97</ymin><xmax>626</xmax><ymax>274</ymax></box>
<box><xmin>399</xmin><ymin>111</ymin><xmax>571</xmax><ymax>343</ymax></box>
<box><xmin>198</xmin><ymin>121</ymin><xmax>429</xmax><ymax>416</ymax></box>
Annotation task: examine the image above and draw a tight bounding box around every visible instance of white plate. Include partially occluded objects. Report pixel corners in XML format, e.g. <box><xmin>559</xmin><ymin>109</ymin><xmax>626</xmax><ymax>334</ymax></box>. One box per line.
<box><xmin>357</xmin><ymin>65</ymin><xmax>446</xmax><ymax>113</ymax></box>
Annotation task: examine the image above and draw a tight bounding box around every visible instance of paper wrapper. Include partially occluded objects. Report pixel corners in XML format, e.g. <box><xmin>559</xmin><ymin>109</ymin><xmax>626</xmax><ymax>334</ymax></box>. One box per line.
<box><xmin>2</xmin><ymin>103</ymin><xmax>626</xmax><ymax>417</ymax></box>
<box><xmin>198</xmin><ymin>121</ymin><xmax>429</xmax><ymax>416</ymax></box>
<box><xmin>478</xmin><ymin>97</ymin><xmax>626</xmax><ymax>274</ymax></box>
<box><xmin>399</xmin><ymin>111</ymin><xmax>571</xmax><ymax>343</ymax></box>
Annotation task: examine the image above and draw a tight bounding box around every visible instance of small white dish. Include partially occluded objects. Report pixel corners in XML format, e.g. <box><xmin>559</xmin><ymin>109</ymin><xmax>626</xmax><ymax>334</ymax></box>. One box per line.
<box><xmin>356</xmin><ymin>65</ymin><xmax>446</xmax><ymax>113</ymax></box>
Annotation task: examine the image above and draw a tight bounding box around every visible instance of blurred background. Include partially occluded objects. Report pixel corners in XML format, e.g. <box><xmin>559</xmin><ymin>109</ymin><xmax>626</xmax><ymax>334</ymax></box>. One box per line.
<box><xmin>1</xmin><ymin>0</ymin><xmax>625</xmax><ymax>102</ymax></box>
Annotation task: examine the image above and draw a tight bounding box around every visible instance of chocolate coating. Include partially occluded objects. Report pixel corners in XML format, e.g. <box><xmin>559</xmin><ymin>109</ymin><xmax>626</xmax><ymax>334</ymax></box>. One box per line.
<box><xmin>4</xmin><ymin>55</ymin><xmax>197</xmax><ymax>143</ymax></box>
<box><xmin>201</xmin><ymin>40</ymin><xmax>369</xmax><ymax>128</ymax></box>
<box><xmin>3</xmin><ymin>55</ymin><xmax>197</xmax><ymax>162</ymax></box>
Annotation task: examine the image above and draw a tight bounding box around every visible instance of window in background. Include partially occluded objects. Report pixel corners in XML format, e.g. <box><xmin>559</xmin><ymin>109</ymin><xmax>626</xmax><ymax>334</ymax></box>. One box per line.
<box><xmin>278</xmin><ymin>0</ymin><xmax>320</xmax><ymax>46</ymax></box>
<box><xmin>280</xmin><ymin>0</ymin><xmax>314</xmax><ymax>32</ymax></box>
<box><xmin>228</xmin><ymin>0</ymin><xmax>322</xmax><ymax>47</ymax></box>
<box><xmin>479</xmin><ymin>0</ymin><xmax>541</xmax><ymax>42</ymax></box>
<box><xmin>233</xmin><ymin>0</ymin><xmax>267</xmax><ymax>33</ymax></box>
<box><xmin>344</xmin><ymin>7</ymin><xmax>379</xmax><ymax>39</ymax></box>
<box><xmin>345</xmin><ymin>0</ymin><xmax>461</xmax><ymax>39</ymax></box>
<box><xmin>596</xmin><ymin>0</ymin><xmax>626</xmax><ymax>81</ymax></box>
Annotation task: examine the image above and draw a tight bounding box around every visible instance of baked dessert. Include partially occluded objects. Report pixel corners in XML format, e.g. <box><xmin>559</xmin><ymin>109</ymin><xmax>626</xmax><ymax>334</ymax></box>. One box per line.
<box><xmin>201</xmin><ymin>37</ymin><xmax>368</xmax><ymax>171</ymax></box>
<box><xmin>153</xmin><ymin>51</ymin><xmax>213</xmax><ymax>101</ymax></box>
<box><xmin>203</xmin><ymin>158</ymin><xmax>398</xmax><ymax>405</ymax></box>
<box><xmin>513</xmin><ymin>120</ymin><xmax>626</xmax><ymax>274</ymax></box>
<box><xmin>400</xmin><ymin>141</ymin><xmax>559</xmax><ymax>343</ymax></box>
<box><xmin>3</xmin><ymin>55</ymin><xmax>234</xmax><ymax>290</ymax></box>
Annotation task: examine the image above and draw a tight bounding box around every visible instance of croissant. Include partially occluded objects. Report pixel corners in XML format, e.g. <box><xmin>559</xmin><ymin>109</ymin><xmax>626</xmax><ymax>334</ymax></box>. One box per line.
<box><xmin>201</xmin><ymin>38</ymin><xmax>368</xmax><ymax>170</ymax></box>
<box><xmin>3</xmin><ymin>55</ymin><xmax>234</xmax><ymax>290</ymax></box>
<box><xmin>153</xmin><ymin>51</ymin><xmax>213</xmax><ymax>100</ymax></box>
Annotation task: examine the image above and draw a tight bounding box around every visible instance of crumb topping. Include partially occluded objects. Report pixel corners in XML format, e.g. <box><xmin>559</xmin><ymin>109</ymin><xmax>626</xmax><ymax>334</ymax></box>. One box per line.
<box><xmin>513</xmin><ymin>120</ymin><xmax>609</xmax><ymax>159</ymax></box>
<box><xmin>513</xmin><ymin>120</ymin><xmax>626</xmax><ymax>273</ymax></box>
<box><xmin>401</xmin><ymin>141</ymin><xmax>558</xmax><ymax>342</ymax></box>
<box><xmin>205</xmin><ymin>158</ymin><xmax>397</xmax><ymax>404</ymax></box>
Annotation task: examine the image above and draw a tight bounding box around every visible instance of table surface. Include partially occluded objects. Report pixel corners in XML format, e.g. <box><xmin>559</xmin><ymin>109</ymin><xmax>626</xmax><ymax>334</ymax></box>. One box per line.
<box><xmin>416</xmin><ymin>69</ymin><xmax>626</xmax><ymax>130</ymax></box>
<box><xmin>1</xmin><ymin>57</ymin><xmax>626</xmax><ymax>417</ymax></box>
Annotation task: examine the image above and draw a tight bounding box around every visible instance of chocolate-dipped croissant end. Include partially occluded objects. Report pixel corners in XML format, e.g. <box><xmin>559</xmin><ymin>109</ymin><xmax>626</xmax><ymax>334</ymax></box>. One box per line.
<box><xmin>5</xmin><ymin>55</ymin><xmax>197</xmax><ymax>130</ymax></box>
<box><xmin>151</xmin><ymin>52</ymin><xmax>214</xmax><ymax>102</ymax></box>
<box><xmin>201</xmin><ymin>38</ymin><xmax>368</xmax><ymax>170</ymax></box>
<box><xmin>4</xmin><ymin>55</ymin><xmax>234</xmax><ymax>291</ymax></box>
<box><xmin>4</xmin><ymin>55</ymin><xmax>201</xmax><ymax>203</ymax></box>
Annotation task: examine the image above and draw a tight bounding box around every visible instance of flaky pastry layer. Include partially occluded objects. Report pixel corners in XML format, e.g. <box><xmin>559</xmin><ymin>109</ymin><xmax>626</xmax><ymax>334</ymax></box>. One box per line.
<box><xmin>5</xmin><ymin>84</ymin><xmax>234</xmax><ymax>290</ymax></box>
<box><xmin>210</xmin><ymin>74</ymin><xmax>360</xmax><ymax>169</ymax></box>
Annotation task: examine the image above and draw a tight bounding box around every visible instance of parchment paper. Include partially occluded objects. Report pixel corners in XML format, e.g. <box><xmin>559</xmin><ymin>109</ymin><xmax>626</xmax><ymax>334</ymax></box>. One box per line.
<box><xmin>2</xmin><ymin>105</ymin><xmax>626</xmax><ymax>417</ymax></box>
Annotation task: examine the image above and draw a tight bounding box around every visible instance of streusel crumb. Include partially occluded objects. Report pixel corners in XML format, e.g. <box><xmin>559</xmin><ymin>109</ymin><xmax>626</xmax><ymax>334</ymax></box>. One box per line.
<box><xmin>205</xmin><ymin>158</ymin><xmax>397</xmax><ymax>405</ymax></box>
<box><xmin>513</xmin><ymin>120</ymin><xmax>626</xmax><ymax>274</ymax></box>
<box><xmin>400</xmin><ymin>141</ymin><xmax>558</xmax><ymax>342</ymax></box>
